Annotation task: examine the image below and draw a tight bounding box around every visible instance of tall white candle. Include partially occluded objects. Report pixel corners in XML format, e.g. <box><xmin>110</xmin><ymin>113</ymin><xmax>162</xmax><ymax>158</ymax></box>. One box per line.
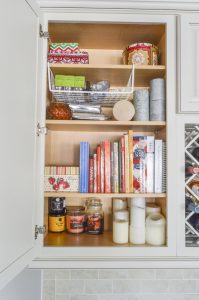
<box><xmin>113</xmin><ymin>221</ymin><xmax>129</xmax><ymax>244</ymax></box>
<box><xmin>146</xmin><ymin>213</ymin><xmax>166</xmax><ymax>246</ymax></box>
<box><xmin>129</xmin><ymin>226</ymin><xmax>145</xmax><ymax>244</ymax></box>
<box><xmin>113</xmin><ymin>210</ymin><xmax>129</xmax><ymax>244</ymax></box>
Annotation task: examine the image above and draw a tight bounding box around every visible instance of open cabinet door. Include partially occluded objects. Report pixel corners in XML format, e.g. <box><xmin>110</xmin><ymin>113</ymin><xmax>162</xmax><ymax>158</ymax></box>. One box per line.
<box><xmin>0</xmin><ymin>0</ymin><xmax>42</xmax><ymax>289</ymax></box>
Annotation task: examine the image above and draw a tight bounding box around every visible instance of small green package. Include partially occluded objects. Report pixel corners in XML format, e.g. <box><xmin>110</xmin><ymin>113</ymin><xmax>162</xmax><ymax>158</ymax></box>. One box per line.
<box><xmin>74</xmin><ymin>76</ymin><xmax>86</xmax><ymax>88</ymax></box>
<box><xmin>55</xmin><ymin>75</ymin><xmax>75</xmax><ymax>87</ymax></box>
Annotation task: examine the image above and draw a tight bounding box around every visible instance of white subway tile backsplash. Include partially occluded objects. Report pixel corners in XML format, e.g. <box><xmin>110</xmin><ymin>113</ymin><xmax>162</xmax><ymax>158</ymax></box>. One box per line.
<box><xmin>99</xmin><ymin>269</ymin><xmax>128</xmax><ymax>279</ymax></box>
<box><xmin>154</xmin><ymin>294</ymin><xmax>183</xmax><ymax>300</ymax></box>
<box><xmin>43</xmin><ymin>280</ymin><xmax>55</xmax><ymax>300</ymax></box>
<box><xmin>56</xmin><ymin>280</ymin><xmax>84</xmax><ymax>294</ymax></box>
<box><xmin>169</xmin><ymin>280</ymin><xmax>197</xmax><ymax>293</ymax></box>
<box><xmin>42</xmin><ymin>269</ymin><xmax>199</xmax><ymax>300</ymax></box>
<box><xmin>99</xmin><ymin>295</ymin><xmax>128</xmax><ymax>300</ymax></box>
<box><xmin>184</xmin><ymin>269</ymin><xmax>199</xmax><ymax>279</ymax></box>
<box><xmin>113</xmin><ymin>280</ymin><xmax>140</xmax><ymax>293</ymax></box>
<box><xmin>128</xmin><ymin>269</ymin><xmax>155</xmax><ymax>279</ymax></box>
<box><xmin>56</xmin><ymin>295</ymin><xmax>69</xmax><ymax>300</ymax></box>
<box><xmin>70</xmin><ymin>295</ymin><xmax>98</xmax><ymax>300</ymax></box>
<box><xmin>55</xmin><ymin>270</ymin><xmax>70</xmax><ymax>280</ymax></box>
<box><xmin>156</xmin><ymin>269</ymin><xmax>183</xmax><ymax>279</ymax></box>
<box><xmin>71</xmin><ymin>270</ymin><xmax>98</xmax><ymax>279</ymax></box>
<box><xmin>184</xmin><ymin>295</ymin><xmax>199</xmax><ymax>300</ymax></box>
<box><xmin>85</xmin><ymin>279</ymin><xmax>112</xmax><ymax>294</ymax></box>
<box><xmin>140</xmin><ymin>280</ymin><xmax>168</xmax><ymax>293</ymax></box>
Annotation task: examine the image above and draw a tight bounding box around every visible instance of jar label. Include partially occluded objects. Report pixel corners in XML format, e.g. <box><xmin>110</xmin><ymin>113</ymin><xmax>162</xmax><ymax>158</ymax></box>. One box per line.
<box><xmin>86</xmin><ymin>214</ymin><xmax>104</xmax><ymax>234</ymax></box>
<box><xmin>66</xmin><ymin>215</ymin><xmax>85</xmax><ymax>233</ymax></box>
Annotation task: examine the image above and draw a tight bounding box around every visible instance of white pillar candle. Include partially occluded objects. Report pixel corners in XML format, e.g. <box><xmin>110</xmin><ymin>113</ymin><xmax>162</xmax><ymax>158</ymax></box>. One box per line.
<box><xmin>113</xmin><ymin>198</ymin><xmax>127</xmax><ymax>211</ymax></box>
<box><xmin>129</xmin><ymin>226</ymin><xmax>145</xmax><ymax>244</ymax></box>
<box><xmin>129</xmin><ymin>198</ymin><xmax>145</xmax><ymax>227</ymax></box>
<box><xmin>113</xmin><ymin>221</ymin><xmax>129</xmax><ymax>244</ymax></box>
<box><xmin>146</xmin><ymin>203</ymin><xmax>161</xmax><ymax>217</ymax></box>
<box><xmin>113</xmin><ymin>210</ymin><xmax>129</xmax><ymax>244</ymax></box>
<box><xmin>146</xmin><ymin>213</ymin><xmax>166</xmax><ymax>246</ymax></box>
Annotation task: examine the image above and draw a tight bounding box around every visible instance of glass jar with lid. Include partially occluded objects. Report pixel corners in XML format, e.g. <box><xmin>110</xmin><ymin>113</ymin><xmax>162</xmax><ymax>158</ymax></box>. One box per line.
<box><xmin>66</xmin><ymin>206</ymin><xmax>85</xmax><ymax>234</ymax></box>
<box><xmin>85</xmin><ymin>198</ymin><xmax>104</xmax><ymax>234</ymax></box>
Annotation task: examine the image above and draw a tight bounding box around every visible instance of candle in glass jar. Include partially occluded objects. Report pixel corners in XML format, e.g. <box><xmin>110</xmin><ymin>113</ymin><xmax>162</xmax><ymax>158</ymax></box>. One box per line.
<box><xmin>146</xmin><ymin>213</ymin><xmax>166</xmax><ymax>246</ymax></box>
<box><xmin>113</xmin><ymin>210</ymin><xmax>129</xmax><ymax>244</ymax></box>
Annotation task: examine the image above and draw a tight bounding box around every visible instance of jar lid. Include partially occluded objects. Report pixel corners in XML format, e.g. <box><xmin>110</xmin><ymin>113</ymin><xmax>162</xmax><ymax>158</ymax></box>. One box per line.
<box><xmin>86</xmin><ymin>198</ymin><xmax>102</xmax><ymax>207</ymax></box>
<box><xmin>66</xmin><ymin>206</ymin><xmax>85</xmax><ymax>213</ymax></box>
<box><xmin>114</xmin><ymin>210</ymin><xmax>129</xmax><ymax>220</ymax></box>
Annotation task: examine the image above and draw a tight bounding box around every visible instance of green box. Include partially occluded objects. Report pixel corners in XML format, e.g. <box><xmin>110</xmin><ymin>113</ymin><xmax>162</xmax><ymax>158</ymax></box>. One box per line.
<box><xmin>55</xmin><ymin>75</ymin><xmax>75</xmax><ymax>87</ymax></box>
<box><xmin>74</xmin><ymin>76</ymin><xmax>86</xmax><ymax>88</ymax></box>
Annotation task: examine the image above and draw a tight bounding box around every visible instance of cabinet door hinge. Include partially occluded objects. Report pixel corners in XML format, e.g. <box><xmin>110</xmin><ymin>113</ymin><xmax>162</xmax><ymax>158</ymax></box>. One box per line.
<box><xmin>35</xmin><ymin>225</ymin><xmax>46</xmax><ymax>240</ymax></box>
<box><xmin>37</xmin><ymin>123</ymin><xmax>48</xmax><ymax>136</ymax></box>
<box><xmin>39</xmin><ymin>24</ymin><xmax>49</xmax><ymax>39</ymax></box>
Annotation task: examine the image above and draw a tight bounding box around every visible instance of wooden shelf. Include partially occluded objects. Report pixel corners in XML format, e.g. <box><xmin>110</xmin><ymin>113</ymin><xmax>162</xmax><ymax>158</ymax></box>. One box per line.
<box><xmin>49</xmin><ymin>64</ymin><xmax>165</xmax><ymax>87</ymax></box>
<box><xmin>46</xmin><ymin>120</ymin><xmax>166</xmax><ymax>132</ymax></box>
<box><xmin>44</xmin><ymin>231</ymin><xmax>165</xmax><ymax>247</ymax></box>
<box><xmin>44</xmin><ymin>192</ymin><xmax>166</xmax><ymax>198</ymax></box>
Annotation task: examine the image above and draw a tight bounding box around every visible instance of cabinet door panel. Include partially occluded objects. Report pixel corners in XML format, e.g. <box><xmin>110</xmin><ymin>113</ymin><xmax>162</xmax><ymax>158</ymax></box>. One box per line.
<box><xmin>178</xmin><ymin>14</ymin><xmax>199</xmax><ymax>113</ymax></box>
<box><xmin>177</xmin><ymin>115</ymin><xmax>199</xmax><ymax>257</ymax></box>
<box><xmin>0</xmin><ymin>0</ymin><xmax>40</xmax><ymax>288</ymax></box>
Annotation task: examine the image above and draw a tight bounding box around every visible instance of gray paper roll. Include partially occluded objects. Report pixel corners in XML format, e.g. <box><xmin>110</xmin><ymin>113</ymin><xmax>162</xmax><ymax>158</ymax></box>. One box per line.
<box><xmin>133</xmin><ymin>89</ymin><xmax>149</xmax><ymax>121</ymax></box>
<box><xmin>150</xmin><ymin>78</ymin><xmax>166</xmax><ymax>121</ymax></box>
<box><xmin>150</xmin><ymin>78</ymin><xmax>165</xmax><ymax>101</ymax></box>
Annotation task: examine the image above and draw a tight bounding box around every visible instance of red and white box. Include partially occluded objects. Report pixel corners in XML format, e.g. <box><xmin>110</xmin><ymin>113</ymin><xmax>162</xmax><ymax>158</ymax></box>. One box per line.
<box><xmin>44</xmin><ymin>166</ymin><xmax>79</xmax><ymax>192</ymax></box>
<box><xmin>48</xmin><ymin>52</ymin><xmax>89</xmax><ymax>64</ymax></box>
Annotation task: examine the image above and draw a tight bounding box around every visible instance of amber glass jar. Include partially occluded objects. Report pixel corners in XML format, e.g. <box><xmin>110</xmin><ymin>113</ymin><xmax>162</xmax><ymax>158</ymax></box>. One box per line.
<box><xmin>85</xmin><ymin>198</ymin><xmax>104</xmax><ymax>235</ymax></box>
<box><xmin>48</xmin><ymin>213</ymin><xmax>65</xmax><ymax>232</ymax></box>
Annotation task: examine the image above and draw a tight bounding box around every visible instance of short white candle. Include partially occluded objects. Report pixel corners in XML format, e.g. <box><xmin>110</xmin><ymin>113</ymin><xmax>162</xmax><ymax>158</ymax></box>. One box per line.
<box><xmin>146</xmin><ymin>213</ymin><xmax>166</xmax><ymax>246</ymax></box>
<box><xmin>113</xmin><ymin>210</ymin><xmax>129</xmax><ymax>244</ymax></box>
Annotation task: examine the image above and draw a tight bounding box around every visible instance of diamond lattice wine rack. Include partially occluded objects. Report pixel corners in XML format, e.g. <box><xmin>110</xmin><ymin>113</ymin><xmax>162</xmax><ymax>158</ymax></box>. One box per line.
<box><xmin>185</xmin><ymin>124</ymin><xmax>199</xmax><ymax>247</ymax></box>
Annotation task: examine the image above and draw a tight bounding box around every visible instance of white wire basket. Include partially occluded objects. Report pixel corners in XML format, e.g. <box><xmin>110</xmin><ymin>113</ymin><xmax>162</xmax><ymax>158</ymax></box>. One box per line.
<box><xmin>48</xmin><ymin>64</ymin><xmax>134</xmax><ymax>107</ymax></box>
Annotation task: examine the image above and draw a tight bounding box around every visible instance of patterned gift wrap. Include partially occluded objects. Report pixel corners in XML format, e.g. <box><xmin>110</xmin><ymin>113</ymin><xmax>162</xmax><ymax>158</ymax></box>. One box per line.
<box><xmin>49</xmin><ymin>43</ymin><xmax>79</xmax><ymax>54</ymax></box>
<box><xmin>44</xmin><ymin>166</ymin><xmax>79</xmax><ymax>192</ymax></box>
<box><xmin>123</xmin><ymin>43</ymin><xmax>159</xmax><ymax>65</ymax></box>
<box><xmin>48</xmin><ymin>52</ymin><xmax>89</xmax><ymax>64</ymax></box>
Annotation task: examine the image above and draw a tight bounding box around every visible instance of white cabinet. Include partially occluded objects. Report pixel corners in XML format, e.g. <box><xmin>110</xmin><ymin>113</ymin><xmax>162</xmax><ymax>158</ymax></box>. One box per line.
<box><xmin>2</xmin><ymin>0</ymin><xmax>199</xmax><ymax>290</ymax></box>
<box><xmin>178</xmin><ymin>14</ymin><xmax>199</xmax><ymax>113</ymax></box>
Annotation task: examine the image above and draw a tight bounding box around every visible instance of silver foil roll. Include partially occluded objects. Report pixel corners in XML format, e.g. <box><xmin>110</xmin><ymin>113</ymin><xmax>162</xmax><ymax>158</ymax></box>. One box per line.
<box><xmin>72</xmin><ymin>113</ymin><xmax>109</xmax><ymax>120</ymax></box>
<box><xmin>150</xmin><ymin>78</ymin><xmax>166</xmax><ymax>121</ymax></box>
<box><xmin>133</xmin><ymin>89</ymin><xmax>149</xmax><ymax>121</ymax></box>
<box><xmin>69</xmin><ymin>103</ymin><xmax>101</xmax><ymax>114</ymax></box>
<box><xmin>150</xmin><ymin>78</ymin><xmax>165</xmax><ymax>100</ymax></box>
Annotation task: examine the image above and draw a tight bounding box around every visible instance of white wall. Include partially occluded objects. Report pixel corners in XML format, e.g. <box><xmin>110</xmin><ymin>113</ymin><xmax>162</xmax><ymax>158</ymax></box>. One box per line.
<box><xmin>0</xmin><ymin>268</ymin><xmax>41</xmax><ymax>300</ymax></box>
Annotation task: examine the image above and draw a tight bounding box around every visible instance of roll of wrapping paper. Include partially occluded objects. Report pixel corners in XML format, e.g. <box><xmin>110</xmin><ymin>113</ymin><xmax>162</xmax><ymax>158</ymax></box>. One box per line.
<box><xmin>150</xmin><ymin>78</ymin><xmax>166</xmax><ymax>121</ymax></box>
<box><xmin>133</xmin><ymin>89</ymin><xmax>149</xmax><ymax>121</ymax></box>
<box><xmin>69</xmin><ymin>103</ymin><xmax>101</xmax><ymax>114</ymax></box>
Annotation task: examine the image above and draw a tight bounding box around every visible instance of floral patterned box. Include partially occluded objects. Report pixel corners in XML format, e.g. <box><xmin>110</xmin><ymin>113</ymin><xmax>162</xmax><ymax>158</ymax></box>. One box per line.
<box><xmin>44</xmin><ymin>166</ymin><xmax>79</xmax><ymax>192</ymax></box>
